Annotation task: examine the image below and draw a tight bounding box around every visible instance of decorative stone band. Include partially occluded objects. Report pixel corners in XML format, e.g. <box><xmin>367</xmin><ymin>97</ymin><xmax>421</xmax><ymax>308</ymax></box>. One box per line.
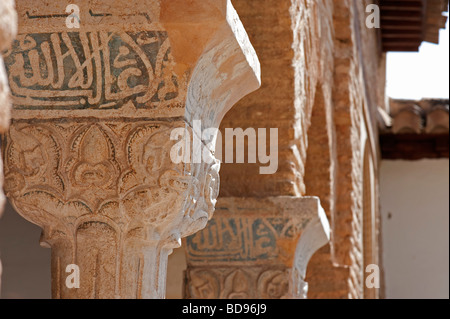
<box><xmin>2</xmin><ymin>0</ymin><xmax>260</xmax><ymax>299</ymax></box>
<box><xmin>184</xmin><ymin>196</ymin><xmax>330</xmax><ymax>299</ymax></box>
<box><xmin>6</xmin><ymin>0</ymin><xmax>261</xmax><ymax>130</ymax></box>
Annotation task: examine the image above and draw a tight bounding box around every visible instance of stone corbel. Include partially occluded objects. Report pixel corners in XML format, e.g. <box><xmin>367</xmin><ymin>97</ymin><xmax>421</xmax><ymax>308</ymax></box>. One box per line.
<box><xmin>2</xmin><ymin>0</ymin><xmax>260</xmax><ymax>299</ymax></box>
<box><xmin>184</xmin><ymin>197</ymin><xmax>330</xmax><ymax>299</ymax></box>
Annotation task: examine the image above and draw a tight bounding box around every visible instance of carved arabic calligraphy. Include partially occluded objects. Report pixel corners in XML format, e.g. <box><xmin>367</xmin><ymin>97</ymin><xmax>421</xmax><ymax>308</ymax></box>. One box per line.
<box><xmin>186</xmin><ymin>217</ymin><xmax>298</xmax><ymax>263</ymax></box>
<box><xmin>4</xmin><ymin>30</ymin><xmax>182</xmax><ymax>110</ymax></box>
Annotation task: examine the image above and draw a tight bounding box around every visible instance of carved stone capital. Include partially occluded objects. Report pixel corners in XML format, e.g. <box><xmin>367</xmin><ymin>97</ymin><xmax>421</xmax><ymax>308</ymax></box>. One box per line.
<box><xmin>2</xmin><ymin>0</ymin><xmax>259</xmax><ymax>299</ymax></box>
<box><xmin>184</xmin><ymin>197</ymin><xmax>330</xmax><ymax>299</ymax></box>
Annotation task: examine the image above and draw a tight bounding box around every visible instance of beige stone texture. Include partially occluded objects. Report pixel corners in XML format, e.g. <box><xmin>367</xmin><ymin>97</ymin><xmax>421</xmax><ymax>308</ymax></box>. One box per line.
<box><xmin>184</xmin><ymin>196</ymin><xmax>330</xmax><ymax>299</ymax></box>
<box><xmin>2</xmin><ymin>0</ymin><xmax>260</xmax><ymax>299</ymax></box>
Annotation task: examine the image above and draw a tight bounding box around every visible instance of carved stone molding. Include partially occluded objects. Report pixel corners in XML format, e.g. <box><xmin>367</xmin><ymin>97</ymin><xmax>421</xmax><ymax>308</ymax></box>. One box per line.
<box><xmin>184</xmin><ymin>197</ymin><xmax>330</xmax><ymax>299</ymax></box>
<box><xmin>2</xmin><ymin>0</ymin><xmax>260</xmax><ymax>299</ymax></box>
<box><xmin>186</xmin><ymin>267</ymin><xmax>292</xmax><ymax>299</ymax></box>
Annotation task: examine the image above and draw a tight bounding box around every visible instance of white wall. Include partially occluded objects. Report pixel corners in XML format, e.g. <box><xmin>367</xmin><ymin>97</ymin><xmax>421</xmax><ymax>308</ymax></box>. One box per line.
<box><xmin>380</xmin><ymin>159</ymin><xmax>449</xmax><ymax>299</ymax></box>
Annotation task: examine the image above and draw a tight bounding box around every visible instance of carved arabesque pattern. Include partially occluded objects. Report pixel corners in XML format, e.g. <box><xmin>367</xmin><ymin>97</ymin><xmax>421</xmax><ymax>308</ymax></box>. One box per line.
<box><xmin>185</xmin><ymin>267</ymin><xmax>291</xmax><ymax>299</ymax></box>
<box><xmin>3</xmin><ymin>119</ymin><xmax>220</xmax><ymax>298</ymax></box>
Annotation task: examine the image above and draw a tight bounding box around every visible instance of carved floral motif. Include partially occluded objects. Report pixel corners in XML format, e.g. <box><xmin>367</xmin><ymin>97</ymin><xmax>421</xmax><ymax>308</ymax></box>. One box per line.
<box><xmin>3</xmin><ymin>120</ymin><xmax>220</xmax><ymax>298</ymax></box>
<box><xmin>185</xmin><ymin>267</ymin><xmax>290</xmax><ymax>299</ymax></box>
<box><xmin>2</xmin><ymin>0</ymin><xmax>260</xmax><ymax>299</ymax></box>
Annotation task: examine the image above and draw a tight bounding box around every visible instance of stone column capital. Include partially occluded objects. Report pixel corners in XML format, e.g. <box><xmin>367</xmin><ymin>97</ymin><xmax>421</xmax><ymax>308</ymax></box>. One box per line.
<box><xmin>9</xmin><ymin>0</ymin><xmax>260</xmax><ymax>129</ymax></box>
<box><xmin>184</xmin><ymin>196</ymin><xmax>330</xmax><ymax>299</ymax></box>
